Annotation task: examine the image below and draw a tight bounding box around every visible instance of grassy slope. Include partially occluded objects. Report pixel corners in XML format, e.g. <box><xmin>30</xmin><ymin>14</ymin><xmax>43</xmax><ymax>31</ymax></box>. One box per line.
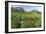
<box><xmin>11</xmin><ymin>11</ymin><xmax>41</xmax><ymax>28</ymax></box>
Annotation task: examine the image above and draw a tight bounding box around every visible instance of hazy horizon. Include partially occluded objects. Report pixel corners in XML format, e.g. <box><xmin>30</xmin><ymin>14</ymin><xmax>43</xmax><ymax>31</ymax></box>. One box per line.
<box><xmin>11</xmin><ymin>5</ymin><xmax>42</xmax><ymax>12</ymax></box>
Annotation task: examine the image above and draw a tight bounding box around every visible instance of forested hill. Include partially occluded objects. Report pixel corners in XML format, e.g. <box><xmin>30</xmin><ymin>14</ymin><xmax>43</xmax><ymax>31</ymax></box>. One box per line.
<box><xmin>11</xmin><ymin>7</ymin><xmax>41</xmax><ymax>14</ymax></box>
<box><xmin>11</xmin><ymin>7</ymin><xmax>25</xmax><ymax>13</ymax></box>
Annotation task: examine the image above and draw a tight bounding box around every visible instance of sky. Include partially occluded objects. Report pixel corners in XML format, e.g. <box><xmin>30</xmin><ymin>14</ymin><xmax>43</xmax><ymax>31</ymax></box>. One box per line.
<box><xmin>11</xmin><ymin>5</ymin><xmax>42</xmax><ymax>12</ymax></box>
